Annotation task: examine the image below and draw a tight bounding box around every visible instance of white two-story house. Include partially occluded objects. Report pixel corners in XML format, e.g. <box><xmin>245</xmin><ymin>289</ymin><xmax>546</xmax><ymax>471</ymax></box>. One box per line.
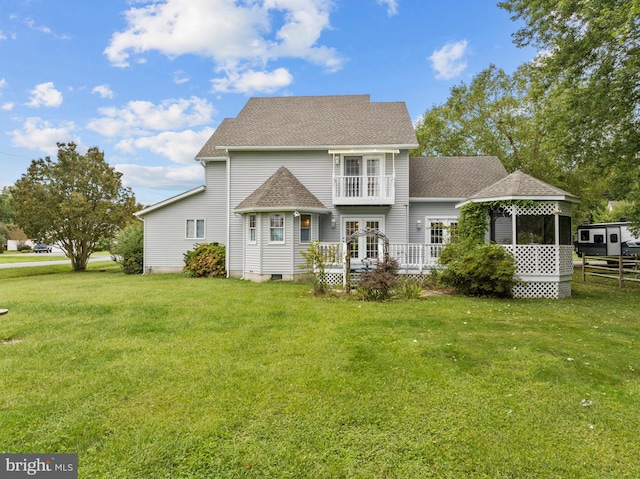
<box><xmin>136</xmin><ymin>94</ymin><xmax>577</xmax><ymax>298</ymax></box>
<box><xmin>136</xmin><ymin>94</ymin><xmax>504</xmax><ymax>278</ymax></box>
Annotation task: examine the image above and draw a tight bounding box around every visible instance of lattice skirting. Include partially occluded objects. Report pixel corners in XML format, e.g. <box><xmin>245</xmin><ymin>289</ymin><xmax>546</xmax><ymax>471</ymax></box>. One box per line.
<box><xmin>323</xmin><ymin>272</ymin><xmax>430</xmax><ymax>287</ymax></box>
<box><xmin>512</xmin><ymin>280</ymin><xmax>572</xmax><ymax>299</ymax></box>
<box><xmin>323</xmin><ymin>271</ymin><xmax>572</xmax><ymax>298</ymax></box>
<box><xmin>324</xmin><ymin>272</ymin><xmax>344</xmax><ymax>286</ymax></box>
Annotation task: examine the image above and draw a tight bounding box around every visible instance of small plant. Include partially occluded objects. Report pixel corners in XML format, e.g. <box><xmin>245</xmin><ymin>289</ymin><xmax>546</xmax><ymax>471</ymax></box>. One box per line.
<box><xmin>394</xmin><ymin>278</ymin><xmax>423</xmax><ymax>300</ymax></box>
<box><xmin>300</xmin><ymin>241</ymin><xmax>340</xmax><ymax>295</ymax></box>
<box><xmin>422</xmin><ymin>268</ymin><xmax>442</xmax><ymax>290</ymax></box>
<box><xmin>357</xmin><ymin>256</ymin><xmax>399</xmax><ymax>301</ymax></box>
<box><xmin>183</xmin><ymin>242</ymin><xmax>226</xmax><ymax>278</ymax></box>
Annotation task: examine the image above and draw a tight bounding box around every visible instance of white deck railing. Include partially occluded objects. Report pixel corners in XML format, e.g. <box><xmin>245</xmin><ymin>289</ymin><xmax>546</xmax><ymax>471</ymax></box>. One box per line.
<box><xmin>318</xmin><ymin>243</ymin><xmax>574</xmax><ymax>276</ymax></box>
<box><xmin>319</xmin><ymin>242</ymin><xmax>445</xmax><ymax>271</ymax></box>
<box><xmin>332</xmin><ymin>175</ymin><xmax>395</xmax><ymax>205</ymax></box>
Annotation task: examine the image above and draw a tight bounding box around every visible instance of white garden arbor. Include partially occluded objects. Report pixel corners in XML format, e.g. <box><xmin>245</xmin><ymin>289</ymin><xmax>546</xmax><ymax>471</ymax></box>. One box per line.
<box><xmin>458</xmin><ymin>171</ymin><xmax>580</xmax><ymax>299</ymax></box>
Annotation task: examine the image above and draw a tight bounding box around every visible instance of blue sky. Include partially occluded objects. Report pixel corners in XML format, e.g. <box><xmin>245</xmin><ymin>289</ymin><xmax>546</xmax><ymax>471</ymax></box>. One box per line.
<box><xmin>0</xmin><ymin>0</ymin><xmax>535</xmax><ymax>206</ymax></box>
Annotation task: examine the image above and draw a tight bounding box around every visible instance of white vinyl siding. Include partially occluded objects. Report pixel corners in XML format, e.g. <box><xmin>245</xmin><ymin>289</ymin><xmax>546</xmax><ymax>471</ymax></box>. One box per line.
<box><xmin>226</xmin><ymin>149</ymin><xmax>411</xmax><ymax>277</ymax></box>
<box><xmin>262</xmin><ymin>212</ymin><xmax>294</xmax><ymax>275</ymax></box>
<box><xmin>140</xmin><ymin>161</ymin><xmax>227</xmax><ymax>273</ymax></box>
<box><xmin>227</xmin><ymin>150</ymin><xmax>333</xmax><ymax>276</ymax></box>
<box><xmin>408</xmin><ymin>201</ymin><xmax>459</xmax><ymax>244</ymax></box>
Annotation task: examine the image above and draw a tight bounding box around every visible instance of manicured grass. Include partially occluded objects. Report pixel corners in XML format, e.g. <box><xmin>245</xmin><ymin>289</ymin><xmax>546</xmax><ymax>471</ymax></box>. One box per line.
<box><xmin>0</xmin><ymin>270</ymin><xmax>639</xmax><ymax>478</ymax></box>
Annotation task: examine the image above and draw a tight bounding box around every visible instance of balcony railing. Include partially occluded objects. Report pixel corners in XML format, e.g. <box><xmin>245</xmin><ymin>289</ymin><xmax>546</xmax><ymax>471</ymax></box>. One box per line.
<box><xmin>332</xmin><ymin>175</ymin><xmax>395</xmax><ymax>205</ymax></box>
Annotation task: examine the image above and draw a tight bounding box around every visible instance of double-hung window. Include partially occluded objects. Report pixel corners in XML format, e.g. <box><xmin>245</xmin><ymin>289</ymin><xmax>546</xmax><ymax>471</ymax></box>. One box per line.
<box><xmin>186</xmin><ymin>219</ymin><xmax>205</xmax><ymax>239</ymax></box>
<box><xmin>248</xmin><ymin>214</ymin><xmax>257</xmax><ymax>243</ymax></box>
<box><xmin>270</xmin><ymin>214</ymin><xmax>285</xmax><ymax>243</ymax></box>
<box><xmin>300</xmin><ymin>214</ymin><xmax>311</xmax><ymax>243</ymax></box>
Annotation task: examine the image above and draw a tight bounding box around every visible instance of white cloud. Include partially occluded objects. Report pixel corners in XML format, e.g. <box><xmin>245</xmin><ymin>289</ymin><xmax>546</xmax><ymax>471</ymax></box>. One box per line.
<box><xmin>114</xmin><ymin>163</ymin><xmax>204</xmax><ymax>189</ymax></box>
<box><xmin>1</xmin><ymin>102</ymin><xmax>14</xmax><ymax>111</ymax></box>
<box><xmin>26</xmin><ymin>82</ymin><xmax>63</xmax><ymax>108</ymax></box>
<box><xmin>87</xmin><ymin>97</ymin><xmax>215</xmax><ymax>137</ymax></box>
<box><xmin>25</xmin><ymin>18</ymin><xmax>52</xmax><ymax>35</ymax></box>
<box><xmin>9</xmin><ymin>117</ymin><xmax>77</xmax><ymax>155</ymax></box>
<box><xmin>0</xmin><ymin>31</ymin><xmax>7</xmax><ymax>41</ymax></box>
<box><xmin>429</xmin><ymin>40</ymin><xmax>469</xmax><ymax>80</ymax></box>
<box><xmin>211</xmin><ymin>67</ymin><xmax>293</xmax><ymax>94</ymax></box>
<box><xmin>92</xmin><ymin>84</ymin><xmax>114</xmax><ymax>99</ymax></box>
<box><xmin>0</xmin><ymin>78</ymin><xmax>6</xmax><ymax>89</ymax></box>
<box><xmin>104</xmin><ymin>0</ymin><xmax>342</xmax><ymax>92</ymax></box>
<box><xmin>173</xmin><ymin>70</ymin><xmax>190</xmax><ymax>84</ymax></box>
<box><xmin>114</xmin><ymin>128</ymin><xmax>215</xmax><ymax>164</ymax></box>
<box><xmin>377</xmin><ymin>0</ymin><xmax>398</xmax><ymax>16</ymax></box>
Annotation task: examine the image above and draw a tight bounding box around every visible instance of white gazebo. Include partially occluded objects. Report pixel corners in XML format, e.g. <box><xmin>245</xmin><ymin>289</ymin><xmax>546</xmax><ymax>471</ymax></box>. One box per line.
<box><xmin>458</xmin><ymin>171</ymin><xmax>580</xmax><ymax>299</ymax></box>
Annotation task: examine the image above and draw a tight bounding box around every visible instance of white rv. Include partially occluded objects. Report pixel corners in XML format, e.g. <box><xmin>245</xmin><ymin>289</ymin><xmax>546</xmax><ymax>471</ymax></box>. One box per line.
<box><xmin>575</xmin><ymin>222</ymin><xmax>640</xmax><ymax>256</ymax></box>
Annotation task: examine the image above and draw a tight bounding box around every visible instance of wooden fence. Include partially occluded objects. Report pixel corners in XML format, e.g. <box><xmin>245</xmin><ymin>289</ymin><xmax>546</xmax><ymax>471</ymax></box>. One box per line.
<box><xmin>581</xmin><ymin>255</ymin><xmax>640</xmax><ymax>287</ymax></box>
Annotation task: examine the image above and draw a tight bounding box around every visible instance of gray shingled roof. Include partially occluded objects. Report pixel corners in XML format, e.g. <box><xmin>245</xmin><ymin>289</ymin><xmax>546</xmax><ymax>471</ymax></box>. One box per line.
<box><xmin>235</xmin><ymin>166</ymin><xmax>329</xmax><ymax>213</ymax></box>
<box><xmin>464</xmin><ymin>170</ymin><xmax>579</xmax><ymax>203</ymax></box>
<box><xmin>197</xmin><ymin>95</ymin><xmax>418</xmax><ymax>158</ymax></box>
<box><xmin>409</xmin><ymin>156</ymin><xmax>508</xmax><ymax>198</ymax></box>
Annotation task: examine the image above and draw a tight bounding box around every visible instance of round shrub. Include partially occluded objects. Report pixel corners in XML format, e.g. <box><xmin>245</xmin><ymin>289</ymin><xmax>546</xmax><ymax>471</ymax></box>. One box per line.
<box><xmin>183</xmin><ymin>242</ymin><xmax>226</xmax><ymax>278</ymax></box>
<box><xmin>439</xmin><ymin>242</ymin><xmax>517</xmax><ymax>298</ymax></box>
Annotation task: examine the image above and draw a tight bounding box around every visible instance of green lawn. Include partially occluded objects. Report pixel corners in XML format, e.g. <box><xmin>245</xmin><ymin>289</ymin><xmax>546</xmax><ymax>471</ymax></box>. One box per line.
<box><xmin>0</xmin><ymin>251</ymin><xmax>111</xmax><ymax>264</ymax></box>
<box><xmin>0</xmin><ymin>266</ymin><xmax>639</xmax><ymax>478</ymax></box>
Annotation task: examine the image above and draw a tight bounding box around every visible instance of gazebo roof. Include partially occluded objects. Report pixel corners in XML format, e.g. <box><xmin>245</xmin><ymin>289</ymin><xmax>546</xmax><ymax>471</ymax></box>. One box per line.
<box><xmin>458</xmin><ymin>170</ymin><xmax>579</xmax><ymax>206</ymax></box>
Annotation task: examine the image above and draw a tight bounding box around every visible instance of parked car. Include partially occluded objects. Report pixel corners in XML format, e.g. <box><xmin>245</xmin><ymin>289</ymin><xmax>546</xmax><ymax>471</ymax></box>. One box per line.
<box><xmin>34</xmin><ymin>243</ymin><xmax>52</xmax><ymax>253</ymax></box>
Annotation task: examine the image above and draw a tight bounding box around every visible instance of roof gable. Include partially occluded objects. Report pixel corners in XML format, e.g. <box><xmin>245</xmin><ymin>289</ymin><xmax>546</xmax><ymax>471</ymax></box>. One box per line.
<box><xmin>409</xmin><ymin>156</ymin><xmax>508</xmax><ymax>199</ymax></box>
<box><xmin>135</xmin><ymin>185</ymin><xmax>206</xmax><ymax>216</ymax></box>
<box><xmin>197</xmin><ymin>95</ymin><xmax>418</xmax><ymax>158</ymax></box>
<box><xmin>235</xmin><ymin>166</ymin><xmax>328</xmax><ymax>213</ymax></box>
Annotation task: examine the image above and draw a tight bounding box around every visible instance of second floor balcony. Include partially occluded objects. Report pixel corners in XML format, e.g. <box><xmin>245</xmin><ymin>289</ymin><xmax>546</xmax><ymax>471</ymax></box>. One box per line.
<box><xmin>332</xmin><ymin>174</ymin><xmax>395</xmax><ymax>205</ymax></box>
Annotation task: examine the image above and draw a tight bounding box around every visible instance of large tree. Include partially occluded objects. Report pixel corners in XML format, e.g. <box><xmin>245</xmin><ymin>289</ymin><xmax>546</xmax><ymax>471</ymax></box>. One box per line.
<box><xmin>10</xmin><ymin>143</ymin><xmax>138</xmax><ymax>271</ymax></box>
<box><xmin>499</xmin><ymin>0</ymin><xmax>640</xmax><ymax>231</ymax></box>
<box><xmin>0</xmin><ymin>187</ymin><xmax>15</xmax><ymax>225</ymax></box>
<box><xmin>411</xmin><ymin>65</ymin><xmax>583</xmax><ymax>188</ymax></box>
<box><xmin>412</xmin><ymin>64</ymin><xmax>606</xmax><ymax>223</ymax></box>
<box><xmin>413</xmin><ymin>65</ymin><xmax>549</xmax><ymax>174</ymax></box>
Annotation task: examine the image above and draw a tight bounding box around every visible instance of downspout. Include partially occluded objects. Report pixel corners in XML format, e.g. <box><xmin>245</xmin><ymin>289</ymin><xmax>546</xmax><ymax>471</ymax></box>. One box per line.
<box><xmin>227</xmin><ymin>159</ymin><xmax>231</xmax><ymax>279</ymax></box>
<box><xmin>241</xmin><ymin>213</ymin><xmax>246</xmax><ymax>280</ymax></box>
<box><xmin>142</xmin><ymin>217</ymin><xmax>149</xmax><ymax>274</ymax></box>
<box><xmin>392</xmin><ymin>151</ymin><xmax>396</xmax><ymax>201</ymax></box>
<box><xmin>405</xmin><ymin>204</ymin><xmax>410</xmax><ymax>244</ymax></box>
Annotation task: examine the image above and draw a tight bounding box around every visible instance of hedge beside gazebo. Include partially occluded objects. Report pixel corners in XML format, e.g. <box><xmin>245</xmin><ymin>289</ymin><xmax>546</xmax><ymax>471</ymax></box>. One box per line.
<box><xmin>458</xmin><ymin>171</ymin><xmax>580</xmax><ymax>299</ymax></box>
